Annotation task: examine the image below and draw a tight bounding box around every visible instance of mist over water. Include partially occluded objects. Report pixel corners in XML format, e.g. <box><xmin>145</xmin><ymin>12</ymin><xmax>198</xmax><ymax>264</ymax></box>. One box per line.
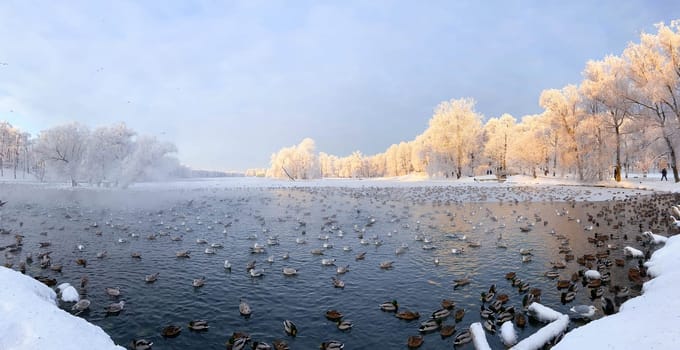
<box><xmin>0</xmin><ymin>183</ymin><xmax>660</xmax><ymax>349</ymax></box>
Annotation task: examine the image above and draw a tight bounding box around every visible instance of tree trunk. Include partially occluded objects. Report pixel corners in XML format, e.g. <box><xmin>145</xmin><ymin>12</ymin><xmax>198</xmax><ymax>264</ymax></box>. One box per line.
<box><xmin>614</xmin><ymin>126</ymin><xmax>621</xmax><ymax>182</ymax></box>
<box><xmin>663</xmin><ymin>135</ymin><xmax>680</xmax><ymax>182</ymax></box>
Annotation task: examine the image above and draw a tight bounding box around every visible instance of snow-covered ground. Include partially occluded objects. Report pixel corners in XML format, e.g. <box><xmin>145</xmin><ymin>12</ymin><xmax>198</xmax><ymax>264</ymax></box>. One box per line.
<box><xmin>0</xmin><ymin>267</ymin><xmax>124</xmax><ymax>350</ymax></box>
<box><xmin>0</xmin><ymin>173</ymin><xmax>678</xmax><ymax>349</ymax></box>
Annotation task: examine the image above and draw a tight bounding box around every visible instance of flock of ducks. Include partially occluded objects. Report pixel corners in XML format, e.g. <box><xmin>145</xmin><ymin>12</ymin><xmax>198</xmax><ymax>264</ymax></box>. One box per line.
<box><xmin>0</xmin><ymin>187</ymin><xmax>676</xmax><ymax>349</ymax></box>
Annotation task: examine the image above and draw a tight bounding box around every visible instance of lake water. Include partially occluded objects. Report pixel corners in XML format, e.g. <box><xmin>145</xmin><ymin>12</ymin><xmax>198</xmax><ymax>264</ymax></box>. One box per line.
<box><xmin>0</xmin><ymin>184</ymin><xmax>672</xmax><ymax>349</ymax></box>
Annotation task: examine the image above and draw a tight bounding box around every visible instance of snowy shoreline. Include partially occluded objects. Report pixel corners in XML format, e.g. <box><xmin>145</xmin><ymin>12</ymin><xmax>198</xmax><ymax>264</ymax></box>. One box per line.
<box><xmin>0</xmin><ymin>175</ymin><xmax>678</xmax><ymax>349</ymax></box>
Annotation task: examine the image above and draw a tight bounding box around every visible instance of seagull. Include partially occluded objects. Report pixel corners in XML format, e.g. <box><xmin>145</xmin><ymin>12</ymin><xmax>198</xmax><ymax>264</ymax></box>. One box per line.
<box><xmin>569</xmin><ymin>305</ymin><xmax>597</xmax><ymax>319</ymax></box>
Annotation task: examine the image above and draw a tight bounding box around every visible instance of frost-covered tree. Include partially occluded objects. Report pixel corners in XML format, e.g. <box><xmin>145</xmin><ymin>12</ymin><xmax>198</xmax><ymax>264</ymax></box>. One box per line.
<box><xmin>509</xmin><ymin>114</ymin><xmax>552</xmax><ymax>177</ymax></box>
<box><xmin>34</xmin><ymin>122</ymin><xmax>89</xmax><ymax>186</ymax></box>
<box><xmin>423</xmin><ymin>98</ymin><xmax>484</xmax><ymax>178</ymax></box>
<box><xmin>120</xmin><ymin>135</ymin><xmax>178</xmax><ymax>187</ymax></box>
<box><xmin>267</xmin><ymin>138</ymin><xmax>320</xmax><ymax>180</ymax></box>
<box><xmin>483</xmin><ymin>114</ymin><xmax>517</xmax><ymax>175</ymax></box>
<box><xmin>83</xmin><ymin>123</ymin><xmax>136</xmax><ymax>185</ymax></box>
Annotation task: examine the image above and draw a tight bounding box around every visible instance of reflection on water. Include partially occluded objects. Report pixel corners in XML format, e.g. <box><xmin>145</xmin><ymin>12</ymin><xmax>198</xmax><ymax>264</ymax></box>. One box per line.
<box><xmin>0</xmin><ymin>186</ymin><xmax>670</xmax><ymax>349</ymax></box>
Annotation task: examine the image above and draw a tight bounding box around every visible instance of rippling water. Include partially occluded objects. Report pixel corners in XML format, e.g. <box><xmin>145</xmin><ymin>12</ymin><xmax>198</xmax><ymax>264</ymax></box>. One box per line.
<box><xmin>0</xmin><ymin>186</ymin><xmax>662</xmax><ymax>349</ymax></box>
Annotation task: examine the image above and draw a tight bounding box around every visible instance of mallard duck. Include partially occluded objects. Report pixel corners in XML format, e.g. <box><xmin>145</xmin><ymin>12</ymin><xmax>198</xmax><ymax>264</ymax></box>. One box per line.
<box><xmin>239</xmin><ymin>299</ymin><xmax>252</xmax><ymax>316</ymax></box>
<box><xmin>441</xmin><ymin>299</ymin><xmax>454</xmax><ymax>310</ymax></box>
<box><xmin>105</xmin><ymin>300</ymin><xmax>125</xmax><ymax>314</ymax></box>
<box><xmin>355</xmin><ymin>252</ymin><xmax>366</xmax><ymax>260</ymax></box>
<box><xmin>252</xmin><ymin>341</ymin><xmax>272</xmax><ymax>350</ymax></box>
<box><xmin>325</xmin><ymin>309</ymin><xmax>343</xmax><ymax>321</ymax></box>
<box><xmin>96</xmin><ymin>250</ymin><xmax>107</xmax><ymax>259</ymax></box>
<box><xmin>337</xmin><ymin>319</ymin><xmax>353</xmax><ymax>331</ymax></box>
<box><xmin>489</xmin><ymin>300</ymin><xmax>503</xmax><ymax>312</ymax></box>
<box><xmin>176</xmin><ymin>250</ymin><xmax>190</xmax><ymax>258</ymax></box>
<box><xmin>454</xmin><ymin>308</ymin><xmax>465</xmax><ymax>322</ymax></box>
<box><xmin>496</xmin><ymin>293</ymin><xmax>509</xmax><ymax>304</ymax></box>
<box><xmin>129</xmin><ymin>339</ymin><xmax>153</xmax><ymax>350</ymax></box>
<box><xmin>76</xmin><ymin>258</ymin><xmax>87</xmax><ymax>267</ymax></box>
<box><xmin>331</xmin><ymin>277</ymin><xmax>345</xmax><ymax>288</ymax></box>
<box><xmin>131</xmin><ymin>252</ymin><xmax>142</xmax><ymax>259</ymax></box>
<box><xmin>440</xmin><ymin>324</ymin><xmax>456</xmax><ymax>338</ymax></box>
<box><xmin>601</xmin><ymin>296</ymin><xmax>616</xmax><ymax>315</ymax></box>
<box><xmin>336</xmin><ymin>264</ymin><xmax>349</xmax><ymax>274</ymax></box>
<box><xmin>106</xmin><ymin>287</ymin><xmax>121</xmax><ymax>297</ymax></box>
<box><xmin>145</xmin><ymin>273</ymin><xmax>159</xmax><ymax>283</ymax></box>
<box><xmin>283</xmin><ymin>320</ymin><xmax>297</xmax><ymax>336</ymax></box>
<box><xmin>162</xmin><ymin>325</ymin><xmax>181</xmax><ymax>338</ymax></box>
<box><xmin>483</xmin><ymin>319</ymin><xmax>496</xmax><ymax>333</ymax></box>
<box><xmin>226</xmin><ymin>332</ymin><xmax>251</xmax><ymax>350</ymax></box>
<box><xmin>418</xmin><ymin>318</ymin><xmax>440</xmax><ymax>333</ymax></box>
<box><xmin>497</xmin><ymin>309</ymin><xmax>514</xmax><ymax>323</ymax></box>
<box><xmin>505</xmin><ymin>272</ymin><xmax>516</xmax><ymax>280</ymax></box>
<box><xmin>272</xmin><ymin>340</ymin><xmax>289</xmax><ymax>350</ymax></box>
<box><xmin>250</xmin><ymin>268</ymin><xmax>265</xmax><ymax>277</ymax></box>
<box><xmin>188</xmin><ymin>320</ymin><xmax>209</xmax><ymax>331</ymax></box>
<box><xmin>396</xmin><ymin>310</ymin><xmax>420</xmax><ymax>320</ymax></box>
<box><xmin>432</xmin><ymin>308</ymin><xmax>450</xmax><ymax>320</ymax></box>
<box><xmin>590</xmin><ymin>287</ymin><xmax>604</xmax><ymax>299</ymax></box>
<box><xmin>480</xmin><ymin>291</ymin><xmax>494</xmax><ymax>303</ymax></box>
<box><xmin>192</xmin><ymin>276</ymin><xmax>205</xmax><ymax>287</ymax></box>
<box><xmin>319</xmin><ymin>340</ymin><xmax>344</xmax><ymax>350</ymax></box>
<box><xmin>480</xmin><ymin>305</ymin><xmax>493</xmax><ymax>319</ymax></box>
<box><xmin>407</xmin><ymin>335</ymin><xmax>424</xmax><ymax>348</ymax></box>
<box><xmin>515</xmin><ymin>313</ymin><xmax>526</xmax><ymax>328</ymax></box>
<box><xmin>380</xmin><ymin>300</ymin><xmax>398</xmax><ymax>312</ymax></box>
<box><xmin>453</xmin><ymin>277</ymin><xmax>470</xmax><ymax>289</ymax></box>
<box><xmin>453</xmin><ymin>329</ymin><xmax>472</xmax><ymax>346</ymax></box>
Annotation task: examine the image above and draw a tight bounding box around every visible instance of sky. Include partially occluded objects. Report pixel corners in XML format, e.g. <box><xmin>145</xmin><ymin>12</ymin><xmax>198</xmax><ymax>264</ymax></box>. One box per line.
<box><xmin>0</xmin><ymin>1</ymin><xmax>678</xmax><ymax>171</ymax></box>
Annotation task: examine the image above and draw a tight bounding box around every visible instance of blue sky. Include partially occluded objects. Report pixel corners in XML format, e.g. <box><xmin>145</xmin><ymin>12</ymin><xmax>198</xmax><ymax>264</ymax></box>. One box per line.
<box><xmin>0</xmin><ymin>1</ymin><xmax>677</xmax><ymax>171</ymax></box>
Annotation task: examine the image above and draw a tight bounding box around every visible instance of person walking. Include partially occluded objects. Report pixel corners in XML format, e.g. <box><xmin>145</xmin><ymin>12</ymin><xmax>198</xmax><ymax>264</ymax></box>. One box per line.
<box><xmin>661</xmin><ymin>168</ymin><xmax>668</xmax><ymax>181</ymax></box>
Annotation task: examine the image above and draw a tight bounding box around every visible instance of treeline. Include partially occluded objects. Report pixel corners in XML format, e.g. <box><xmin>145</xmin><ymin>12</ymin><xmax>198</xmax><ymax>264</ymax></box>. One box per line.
<box><xmin>267</xmin><ymin>21</ymin><xmax>680</xmax><ymax>182</ymax></box>
<box><xmin>0</xmin><ymin>121</ymin><xmax>183</xmax><ymax>187</ymax></box>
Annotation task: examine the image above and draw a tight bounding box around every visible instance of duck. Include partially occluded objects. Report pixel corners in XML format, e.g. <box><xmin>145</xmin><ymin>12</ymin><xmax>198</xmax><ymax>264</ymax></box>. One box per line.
<box><xmin>355</xmin><ymin>252</ymin><xmax>366</xmax><ymax>260</ymax></box>
<box><xmin>162</xmin><ymin>325</ymin><xmax>181</xmax><ymax>338</ymax></box>
<box><xmin>453</xmin><ymin>329</ymin><xmax>472</xmax><ymax>346</ymax></box>
<box><xmin>131</xmin><ymin>252</ymin><xmax>142</xmax><ymax>259</ymax></box>
<box><xmin>336</xmin><ymin>264</ymin><xmax>350</xmax><ymax>274</ymax></box>
<box><xmin>224</xmin><ymin>260</ymin><xmax>232</xmax><ymax>270</ymax></box>
<box><xmin>515</xmin><ymin>313</ymin><xmax>527</xmax><ymax>328</ymax></box>
<box><xmin>480</xmin><ymin>291</ymin><xmax>494</xmax><ymax>303</ymax></box>
<box><xmin>319</xmin><ymin>340</ymin><xmax>344</xmax><ymax>350</ymax></box>
<box><xmin>229</xmin><ymin>335</ymin><xmax>250</xmax><ymax>350</ymax></box>
<box><xmin>331</xmin><ymin>277</ymin><xmax>345</xmax><ymax>288</ymax></box>
<box><xmin>105</xmin><ymin>300</ymin><xmax>125</xmax><ymax>314</ymax></box>
<box><xmin>252</xmin><ymin>342</ymin><xmax>272</xmax><ymax>350</ymax></box>
<box><xmin>432</xmin><ymin>308</ymin><xmax>450</xmax><ymax>320</ymax></box>
<box><xmin>283</xmin><ymin>320</ymin><xmax>297</xmax><ymax>336</ymax></box>
<box><xmin>106</xmin><ymin>287</ymin><xmax>121</xmax><ymax>297</ymax></box>
<box><xmin>272</xmin><ymin>340</ymin><xmax>289</xmax><ymax>350</ymax></box>
<box><xmin>250</xmin><ymin>268</ymin><xmax>265</xmax><ymax>277</ymax></box>
<box><xmin>441</xmin><ymin>299</ymin><xmax>455</xmax><ymax>310</ymax></box>
<box><xmin>379</xmin><ymin>261</ymin><xmax>394</xmax><ymax>269</ymax></box>
<box><xmin>505</xmin><ymin>272</ymin><xmax>516</xmax><ymax>280</ymax></box>
<box><xmin>325</xmin><ymin>309</ymin><xmax>343</xmax><ymax>321</ymax></box>
<box><xmin>453</xmin><ymin>277</ymin><xmax>470</xmax><ymax>289</ymax></box>
<box><xmin>454</xmin><ymin>308</ymin><xmax>465</xmax><ymax>322</ymax></box>
<box><xmin>440</xmin><ymin>324</ymin><xmax>456</xmax><ymax>338</ymax></box>
<box><xmin>239</xmin><ymin>299</ymin><xmax>252</xmax><ymax>316</ymax></box>
<box><xmin>129</xmin><ymin>339</ymin><xmax>153</xmax><ymax>350</ymax></box>
<box><xmin>176</xmin><ymin>250</ymin><xmax>190</xmax><ymax>258</ymax></box>
<box><xmin>396</xmin><ymin>310</ymin><xmax>420</xmax><ymax>320</ymax></box>
<box><xmin>561</xmin><ymin>291</ymin><xmax>576</xmax><ymax>303</ymax></box>
<box><xmin>188</xmin><ymin>320</ymin><xmax>209</xmax><ymax>331</ymax></box>
<box><xmin>480</xmin><ymin>305</ymin><xmax>493</xmax><ymax>319</ymax></box>
<box><xmin>601</xmin><ymin>296</ymin><xmax>616</xmax><ymax>315</ymax></box>
<box><xmin>418</xmin><ymin>318</ymin><xmax>440</xmax><ymax>333</ymax></box>
<box><xmin>145</xmin><ymin>273</ymin><xmax>159</xmax><ymax>283</ymax></box>
<box><xmin>337</xmin><ymin>319</ymin><xmax>353</xmax><ymax>331</ymax></box>
<box><xmin>380</xmin><ymin>300</ymin><xmax>398</xmax><ymax>312</ymax></box>
<box><xmin>192</xmin><ymin>276</ymin><xmax>205</xmax><ymax>287</ymax></box>
<box><xmin>321</xmin><ymin>258</ymin><xmax>336</xmax><ymax>266</ymax></box>
<box><xmin>483</xmin><ymin>319</ymin><xmax>496</xmax><ymax>333</ymax></box>
<box><xmin>590</xmin><ymin>287</ymin><xmax>604</xmax><ymax>299</ymax></box>
<box><xmin>71</xmin><ymin>299</ymin><xmax>91</xmax><ymax>313</ymax></box>
<box><xmin>407</xmin><ymin>335</ymin><xmax>424</xmax><ymax>348</ymax></box>
<box><xmin>496</xmin><ymin>293</ymin><xmax>509</xmax><ymax>304</ymax></box>
<box><xmin>76</xmin><ymin>258</ymin><xmax>87</xmax><ymax>267</ymax></box>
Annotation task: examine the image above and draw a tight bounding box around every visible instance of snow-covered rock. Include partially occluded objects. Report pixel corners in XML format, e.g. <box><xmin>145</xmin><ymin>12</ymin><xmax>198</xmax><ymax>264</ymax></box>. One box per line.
<box><xmin>0</xmin><ymin>267</ymin><xmax>124</xmax><ymax>350</ymax></box>
<box><xmin>623</xmin><ymin>246</ymin><xmax>644</xmax><ymax>258</ymax></box>
<box><xmin>500</xmin><ymin>321</ymin><xmax>518</xmax><ymax>346</ymax></box>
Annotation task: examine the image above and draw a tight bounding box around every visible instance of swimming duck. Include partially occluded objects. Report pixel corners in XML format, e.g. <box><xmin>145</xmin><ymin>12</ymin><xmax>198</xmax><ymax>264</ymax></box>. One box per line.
<box><xmin>192</xmin><ymin>276</ymin><xmax>205</xmax><ymax>287</ymax></box>
<box><xmin>407</xmin><ymin>335</ymin><xmax>424</xmax><ymax>348</ymax></box>
<box><xmin>319</xmin><ymin>340</ymin><xmax>344</xmax><ymax>350</ymax></box>
<box><xmin>321</xmin><ymin>258</ymin><xmax>336</xmax><ymax>266</ymax></box>
<box><xmin>453</xmin><ymin>329</ymin><xmax>472</xmax><ymax>346</ymax></box>
<box><xmin>480</xmin><ymin>305</ymin><xmax>493</xmax><ymax>319</ymax></box>
<box><xmin>129</xmin><ymin>339</ymin><xmax>153</xmax><ymax>350</ymax></box>
<box><xmin>590</xmin><ymin>287</ymin><xmax>604</xmax><ymax>299</ymax></box>
<box><xmin>561</xmin><ymin>291</ymin><xmax>576</xmax><ymax>303</ymax></box>
<box><xmin>505</xmin><ymin>272</ymin><xmax>516</xmax><ymax>280</ymax></box>
<box><xmin>440</xmin><ymin>324</ymin><xmax>456</xmax><ymax>338</ymax></box>
<box><xmin>483</xmin><ymin>319</ymin><xmax>497</xmax><ymax>333</ymax></box>
<box><xmin>515</xmin><ymin>313</ymin><xmax>527</xmax><ymax>328</ymax></box>
<box><xmin>105</xmin><ymin>300</ymin><xmax>125</xmax><ymax>314</ymax></box>
<box><xmin>396</xmin><ymin>310</ymin><xmax>420</xmax><ymax>320</ymax></box>
<box><xmin>224</xmin><ymin>260</ymin><xmax>232</xmax><ymax>270</ymax></box>
<box><xmin>331</xmin><ymin>277</ymin><xmax>345</xmax><ymax>288</ymax></box>
<box><xmin>188</xmin><ymin>320</ymin><xmax>209</xmax><ymax>331</ymax></box>
<box><xmin>441</xmin><ymin>299</ymin><xmax>455</xmax><ymax>310</ymax></box>
<box><xmin>252</xmin><ymin>342</ymin><xmax>272</xmax><ymax>350</ymax></box>
<box><xmin>480</xmin><ymin>291</ymin><xmax>494</xmax><ymax>303</ymax></box>
<box><xmin>176</xmin><ymin>250</ymin><xmax>190</xmax><ymax>258</ymax></box>
<box><xmin>453</xmin><ymin>277</ymin><xmax>470</xmax><ymax>289</ymax></box>
<box><xmin>379</xmin><ymin>261</ymin><xmax>394</xmax><ymax>269</ymax></box>
<box><xmin>239</xmin><ymin>299</ymin><xmax>252</xmax><ymax>316</ymax></box>
<box><xmin>355</xmin><ymin>252</ymin><xmax>366</xmax><ymax>260</ymax></box>
<box><xmin>325</xmin><ymin>309</ymin><xmax>343</xmax><ymax>321</ymax></box>
<box><xmin>272</xmin><ymin>340</ymin><xmax>289</xmax><ymax>350</ymax></box>
<box><xmin>418</xmin><ymin>318</ymin><xmax>440</xmax><ymax>333</ymax></box>
<box><xmin>106</xmin><ymin>287</ymin><xmax>121</xmax><ymax>297</ymax></box>
<box><xmin>250</xmin><ymin>268</ymin><xmax>265</xmax><ymax>277</ymax></box>
<box><xmin>226</xmin><ymin>332</ymin><xmax>251</xmax><ymax>350</ymax></box>
<box><xmin>336</xmin><ymin>264</ymin><xmax>349</xmax><ymax>274</ymax></box>
<box><xmin>496</xmin><ymin>293</ymin><xmax>509</xmax><ymax>304</ymax></box>
<box><xmin>454</xmin><ymin>308</ymin><xmax>465</xmax><ymax>322</ymax></box>
<box><xmin>432</xmin><ymin>308</ymin><xmax>450</xmax><ymax>320</ymax></box>
<box><xmin>601</xmin><ymin>296</ymin><xmax>616</xmax><ymax>315</ymax></box>
<box><xmin>71</xmin><ymin>299</ymin><xmax>90</xmax><ymax>313</ymax></box>
<box><xmin>283</xmin><ymin>320</ymin><xmax>297</xmax><ymax>336</ymax></box>
<box><xmin>162</xmin><ymin>325</ymin><xmax>181</xmax><ymax>338</ymax></box>
<box><xmin>131</xmin><ymin>252</ymin><xmax>142</xmax><ymax>259</ymax></box>
<box><xmin>96</xmin><ymin>250</ymin><xmax>107</xmax><ymax>259</ymax></box>
<box><xmin>282</xmin><ymin>267</ymin><xmax>298</xmax><ymax>276</ymax></box>
<box><xmin>380</xmin><ymin>300</ymin><xmax>398</xmax><ymax>312</ymax></box>
<box><xmin>337</xmin><ymin>319</ymin><xmax>353</xmax><ymax>331</ymax></box>
<box><xmin>145</xmin><ymin>273</ymin><xmax>159</xmax><ymax>283</ymax></box>
<box><xmin>76</xmin><ymin>258</ymin><xmax>87</xmax><ymax>267</ymax></box>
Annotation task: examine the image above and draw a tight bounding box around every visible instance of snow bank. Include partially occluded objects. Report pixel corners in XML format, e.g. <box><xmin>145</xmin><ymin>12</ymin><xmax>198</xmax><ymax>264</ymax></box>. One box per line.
<box><xmin>0</xmin><ymin>267</ymin><xmax>124</xmax><ymax>350</ymax></box>
<box><xmin>470</xmin><ymin>322</ymin><xmax>492</xmax><ymax>350</ymax></box>
<box><xmin>500</xmin><ymin>321</ymin><xmax>518</xmax><ymax>346</ymax></box>
<box><xmin>553</xmin><ymin>234</ymin><xmax>680</xmax><ymax>349</ymax></box>
<box><xmin>527</xmin><ymin>302</ymin><xmax>563</xmax><ymax>323</ymax></box>
<box><xmin>584</xmin><ymin>270</ymin><xmax>601</xmax><ymax>280</ymax></box>
<box><xmin>642</xmin><ymin>231</ymin><xmax>668</xmax><ymax>245</ymax></box>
